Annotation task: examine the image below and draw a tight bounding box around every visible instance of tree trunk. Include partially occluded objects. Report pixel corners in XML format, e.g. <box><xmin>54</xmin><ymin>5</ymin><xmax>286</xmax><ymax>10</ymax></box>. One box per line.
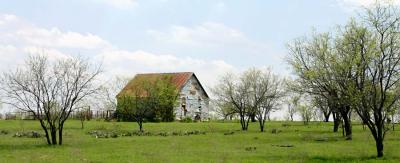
<box><xmin>332</xmin><ymin>112</ymin><xmax>341</xmax><ymax>132</ymax></box>
<box><xmin>50</xmin><ymin>128</ymin><xmax>57</xmax><ymax>145</ymax></box>
<box><xmin>259</xmin><ymin>119</ymin><xmax>265</xmax><ymax>132</ymax></box>
<box><xmin>250</xmin><ymin>113</ymin><xmax>256</xmax><ymax>122</ymax></box>
<box><xmin>39</xmin><ymin>120</ymin><xmax>51</xmax><ymax>145</ymax></box>
<box><xmin>81</xmin><ymin>120</ymin><xmax>84</xmax><ymax>129</ymax></box>
<box><xmin>341</xmin><ymin>111</ymin><xmax>352</xmax><ymax>140</ymax></box>
<box><xmin>58</xmin><ymin>125</ymin><xmax>63</xmax><ymax>145</ymax></box>
<box><xmin>240</xmin><ymin>114</ymin><xmax>248</xmax><ymax>130</ymax></box>
<box><xmin>323</xmin><ymin>111</ymin><xmax>331</xmax><ymax>122</ymax></box>
<box><xmin>376</xmin><ymin>137</ymin><xmax>384</xmax><ymax>157</ymax></box>
<box><xmin>138</xmin><ymin>120</ymin><xmax>143</xmax><ymax>131</ymax></box>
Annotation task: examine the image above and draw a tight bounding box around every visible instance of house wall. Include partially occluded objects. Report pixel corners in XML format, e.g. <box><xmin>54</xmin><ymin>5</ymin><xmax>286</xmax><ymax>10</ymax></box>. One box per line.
<box><xmin>175</xmin><ymin>75</ymin><xmax>209</xmax><ymax>120</ymax></box>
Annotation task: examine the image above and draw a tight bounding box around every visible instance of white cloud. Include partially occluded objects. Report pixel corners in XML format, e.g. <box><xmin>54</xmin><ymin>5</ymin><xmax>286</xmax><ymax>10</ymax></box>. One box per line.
<box><xmin>0</xmin><ymin>14</ymin><xmax>112</xmax><ymax>50</ymax></box>
<box><xmin>147</xmin><ymin>22</ymin><xmax>273</xmax><ymax>58</ymax></box>
<box><xmin>147</xmin><ymin>22</ymin><xmax>249</xmax><ymax>47</ymax></box>
<box><xmin>0</xmin><ymin>14</ymin><xmax>235</xmax><ymax>94</ymax></box>
<box><xmin>92</xmin><ymin>0</ymin><xmax>138</xmax><ymax>9</ymax></box>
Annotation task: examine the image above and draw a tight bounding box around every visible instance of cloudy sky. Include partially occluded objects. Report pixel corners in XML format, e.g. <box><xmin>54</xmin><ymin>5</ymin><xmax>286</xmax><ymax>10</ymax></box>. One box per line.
<box><xmin>0</xmin><ymin>0</ymin><xmax>388</xmax><ymax>95</ymax></box>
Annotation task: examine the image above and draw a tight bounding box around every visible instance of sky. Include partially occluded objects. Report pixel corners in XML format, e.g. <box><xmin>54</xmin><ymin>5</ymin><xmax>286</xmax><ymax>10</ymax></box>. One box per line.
<box><xmin>0</xmin><ymin>0</ymin><xmax>392</xmax><ymax>115</ymax></box>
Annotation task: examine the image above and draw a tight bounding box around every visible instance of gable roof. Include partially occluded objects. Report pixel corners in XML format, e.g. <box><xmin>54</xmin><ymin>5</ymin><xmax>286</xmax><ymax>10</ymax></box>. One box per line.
<box><xmin>117</xmin><ymin>72</ymin><xmax>209</xmax><ymax>98</ymax></box>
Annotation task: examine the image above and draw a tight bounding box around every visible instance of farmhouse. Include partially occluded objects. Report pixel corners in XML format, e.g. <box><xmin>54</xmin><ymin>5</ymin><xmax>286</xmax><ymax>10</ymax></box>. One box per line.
<box><xmin>117</xmin><ymin>72</ymin><xmax>210</xmax><ymax>121</ymax></box>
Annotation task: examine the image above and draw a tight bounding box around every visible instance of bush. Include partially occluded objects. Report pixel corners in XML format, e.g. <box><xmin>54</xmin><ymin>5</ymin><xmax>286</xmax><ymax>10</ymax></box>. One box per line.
<box><xmin>0</xmin><ymin>130</ymin><xmax>9</xmax><ymax>135</ymax></box>
<box><xmin>180</xmin><ymin>117</ymin><xmax>193</xmax><ymax>123</ymax></box>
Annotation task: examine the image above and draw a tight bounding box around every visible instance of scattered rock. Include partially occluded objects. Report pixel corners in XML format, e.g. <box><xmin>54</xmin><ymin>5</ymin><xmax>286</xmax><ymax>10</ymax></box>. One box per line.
<box><xmin>271</xmin><ymin>129</ymin><xmax>282</xmax><ymax>134</ymax></box>
<box><xmin>272</xmin><ymin>144</ymin><xmax>294</xmax><ymax>148</ymax></box>
<box><xmin>245</xmin><ymin>147</ymin><xmax>257</xmax><ymax>151</ymax></box>
<box><xmin>315</xmin><ymin>137</ymin><xmax>329</xmax><ymax>142</ymax></box>
<box><xmin>0</xmin><ymin>130</ymin><xmax>9</xmax><ymax>135</ymax></box>
<box><xmin>224</xmin><ymin>132</ymin><xmax>233</xmax><ymax>135</ymax></box>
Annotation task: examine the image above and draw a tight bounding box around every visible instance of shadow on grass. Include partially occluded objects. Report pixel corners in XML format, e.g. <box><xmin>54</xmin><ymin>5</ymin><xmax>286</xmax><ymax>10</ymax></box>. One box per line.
<box><xmin>310</xmin><ymin>155</ymin><xmax>400</xmax><ymax>162</ymax></box>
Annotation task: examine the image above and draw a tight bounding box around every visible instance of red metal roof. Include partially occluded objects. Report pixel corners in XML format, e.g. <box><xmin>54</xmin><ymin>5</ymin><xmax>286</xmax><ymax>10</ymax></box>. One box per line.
<box><xmin>117</xmin><ymin>72</ymin><xmax>194</xmax><ymax>97</ymax></box>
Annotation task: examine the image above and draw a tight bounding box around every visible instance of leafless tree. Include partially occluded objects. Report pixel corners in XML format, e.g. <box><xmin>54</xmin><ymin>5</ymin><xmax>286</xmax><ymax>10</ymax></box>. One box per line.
<box><xmin>213</xmin><ymin>72</ymin><xmax>252</xmax><ymax>130</ymax></box>
<box><xmin>243</xmin><ymin>68</ymin><xmax>284</xmax><ymax>132</ymax></box>
<box><xmin>0</xmin><ymin>55</ymin><xmax>102</xmax><ymax>145</ymax></box>
<box><xmin>286</xmin><ymin>94</ymin><xmax>301</xmax><ymax>121</ymax></box>
<box><xmin>100</xmin><ymin>76</ymin><xmax>130</xmax><ymax>111</ymax></box>
<box><xmin>212</xmin><ymin>100</ymin><xmax>236</xmax><ymax>120</ymax></box>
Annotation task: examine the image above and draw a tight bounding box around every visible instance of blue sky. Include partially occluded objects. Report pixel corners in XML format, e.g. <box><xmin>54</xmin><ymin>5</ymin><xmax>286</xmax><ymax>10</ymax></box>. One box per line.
<box><xmin>0</xmin><ymin>0</ymin><xmax>377</xmax><ymax>92</ymax></box>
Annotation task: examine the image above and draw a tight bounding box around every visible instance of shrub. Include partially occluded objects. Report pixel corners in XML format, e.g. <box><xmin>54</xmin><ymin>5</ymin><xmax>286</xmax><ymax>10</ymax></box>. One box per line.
<box><xmin>0</xmin><ymin>130</ymin><xmax>9</xmax><ymax>135</ymax></box>
<box><xmin>180</xmin><ymin>117</ymin><xmax>193</xmax><ymax>123</ymax></box>
<box><xmin>13</xmin><ymin>131</ymin><xmax>42</xmax><ymax>138</ymax></box>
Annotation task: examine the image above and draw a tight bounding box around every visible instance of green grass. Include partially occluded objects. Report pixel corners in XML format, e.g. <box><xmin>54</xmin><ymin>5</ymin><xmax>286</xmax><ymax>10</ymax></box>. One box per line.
<box><xmin>0</xmin><ymin>120</ymin><xmax>399</xmax><ymax>163</ymax></box>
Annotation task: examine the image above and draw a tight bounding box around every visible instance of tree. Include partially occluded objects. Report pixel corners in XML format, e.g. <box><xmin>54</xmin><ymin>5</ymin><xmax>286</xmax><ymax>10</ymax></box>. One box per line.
<box><xmin>213</xmin><ymin>100</ymin><xmax>236</xmax><ymax>120</ymax></box>
<box><xmin>244</xmin><ymin>68</ymin><xmax>284</xmax><ymax>132</ymax></box>
<box><xmin>298</xmin><ymin>104</ymin><xmax>313</xmax><ymax>125</ymax></box>
<box><xmin>213</xmin><ymin>68</ymin><xmax>283</xmax><ymax>131</ymax></box>
<box><xmin>287</xmin><ymin>30</ymin><xmax>354</xmax><ymax>139</ymax></box>
<box><xmin>286</xmin><ymin>94</ymin><xmax>301</xmax><ymax>121</ymax></box>
<box><xmin>347</xmin><ymin>4</ymin><xmax>400</xmax><ymax>157</ymax></box>
<box><xmin>155</xmin><ymin>78</ymin><xmax>179</xmax><ymax>122</ymax></box>
<box><xmin>312</xmin><ymin>96</ymin><xmax>331</xmax><ymax>122</ymax></box>
<box><xmin>213</xmin><ymin>72</ymin><xmax>252</xmax><ymax>130</ymax></box>
<box><xmin>0</xmin><ymin>55</ymin><xmax>102</xmax><ymax>145</ymax></box>
<box><xmin>100</xmin><ymin>76</ymin><xmax>130</xmax><ymax>113</ymax></box>
<box><xmin>77</xmin><ymin>107</ymin><xmax>91</xmax><ymax>129</ymax></box>
<box><xmin>116</xmin><ymin>75</ymin><xmax>178</xmax><ymax>129</ymax></box>
<box><xmin>117</xmin><ymin>95</ymin><xmax>153</xmax><ymax>131</ymax></box>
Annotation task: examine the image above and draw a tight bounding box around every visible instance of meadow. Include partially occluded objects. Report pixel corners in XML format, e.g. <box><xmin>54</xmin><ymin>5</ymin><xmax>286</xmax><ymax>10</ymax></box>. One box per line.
<box><xmin>0</xmin><ymin>120</ymin><xmax>399</xmax><ymax>163</ymax></box>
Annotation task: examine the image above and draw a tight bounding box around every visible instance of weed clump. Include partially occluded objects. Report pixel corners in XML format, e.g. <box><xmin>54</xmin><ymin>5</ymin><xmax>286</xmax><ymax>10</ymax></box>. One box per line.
<box><xmin>13</xmin><ymin>131</ymin><xmax>42</xmax><ymax>138</ymax></box>
<box><xmin>0</xmin><ymin>130</ymin><xmax>9</xmax><ymax>135</ymax></box>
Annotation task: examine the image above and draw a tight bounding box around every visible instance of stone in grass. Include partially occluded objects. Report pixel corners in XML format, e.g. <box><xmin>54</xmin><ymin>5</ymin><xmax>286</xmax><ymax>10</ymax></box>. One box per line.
<box><xmin>245</xmin><ymin>147</ymin><xmax>257</xmax><ymax>151</ymax></box>
<box><xmin>224</xmin><ymin>131</ymin><xmax>234</xmax><ymax>135</ymax></box>
<box><xmin>271</xmin><ymin>129</ymin><xmax>282</xmax><ymax>134</ymax></box>
<box><xmin>272</xmin><ymin>144</ymin><xmax>294</xmax><ymax>148</ymax></box>
<box><xmin>0</xmin><ymin>130</ymin><xmax>9</xmax><ymax>135</ymax></box>
<box><xmin>315</xmin><ymin>137</ymin><xmax>329</xmax><ymax>142</ymax></box>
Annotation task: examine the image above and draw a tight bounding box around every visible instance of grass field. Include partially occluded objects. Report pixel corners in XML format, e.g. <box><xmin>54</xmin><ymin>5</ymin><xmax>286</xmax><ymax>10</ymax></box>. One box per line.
<box><xmin>0</xmin><ymin>120</ymin><xmax>399</xmax><ymax>163</ymax></box>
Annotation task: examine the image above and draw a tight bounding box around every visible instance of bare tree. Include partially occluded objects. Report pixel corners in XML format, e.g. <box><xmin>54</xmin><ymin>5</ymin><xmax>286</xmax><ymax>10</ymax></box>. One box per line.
<box><xmin>213</xmin><ymin>72</ymin><xmax>252</xmax><ymax>130</ymax></box>
<box><xmin>244</xmin><ymin>68</ymin><xmax>284</xmax><ymax>132</ymax></box>
<box><xmin>0</xmin><ymin>55</ymin><xmax>102</xmax><ymax>145</ymax></box>
<box><xmin>213</xmin><ymin>100</ymin><xmax>236</xmax><ymax>120</ymax></box>
<box><xmin>286</xmin><ymin>94</ymin><xmax>300</xmax><ymax>121</ymax></box>
<box><xmin>100</xmin><ymin>76</ymin><xmax>130</xmax><ymax>112</ymax></box>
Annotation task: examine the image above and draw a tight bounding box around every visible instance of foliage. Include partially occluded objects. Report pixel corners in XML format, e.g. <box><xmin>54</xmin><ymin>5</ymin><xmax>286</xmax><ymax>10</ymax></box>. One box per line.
<box><xmin>116</xmin><ymin>75</ymin><xmax>179</xmax><ymax>123</ymax></box>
